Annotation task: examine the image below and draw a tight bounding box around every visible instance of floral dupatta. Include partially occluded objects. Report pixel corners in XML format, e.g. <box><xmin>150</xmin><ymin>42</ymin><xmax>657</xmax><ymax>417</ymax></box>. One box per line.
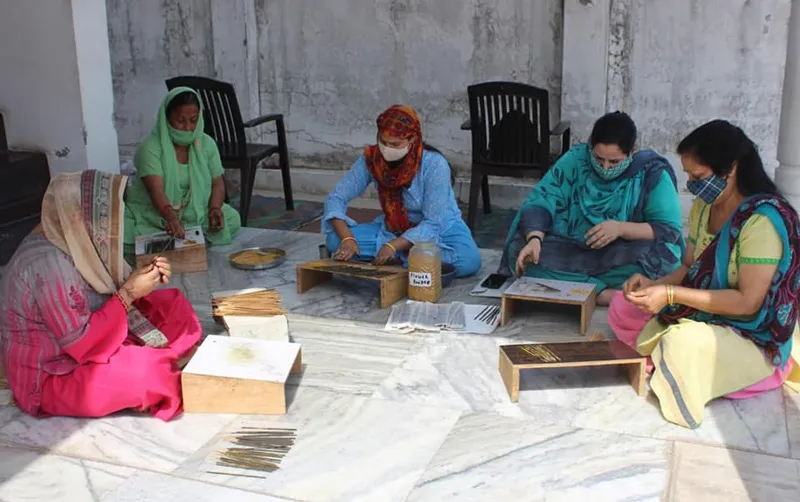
<box><xmin>42</xmin><ymin>171</ymin><xmax>168</xmax><ymax>347</ymax></box>
<box><xmin>659</xmin><ymin>195</ymin><xmax>800</xmax><ymax>367</ymax></box>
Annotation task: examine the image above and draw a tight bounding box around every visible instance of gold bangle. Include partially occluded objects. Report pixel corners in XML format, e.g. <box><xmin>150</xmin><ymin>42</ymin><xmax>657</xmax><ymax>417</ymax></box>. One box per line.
<box><xmin>115</xmin><ymin>291</ymin><xmax>130</xmax><ymax>312</ymax></box>
<box><xmin>341</xmin><ymin>236</ymin><xmax>357</xmax><ymax>245</ymax></box>
<box><xmin>666</xmin><ymin>285</ymin><xmax>674</xmax><ymax>306</ymax></box>
<box><xmin>385</xmin><ymin>242</ymin><xmax>397</xmax><ymax>254</ymax></box>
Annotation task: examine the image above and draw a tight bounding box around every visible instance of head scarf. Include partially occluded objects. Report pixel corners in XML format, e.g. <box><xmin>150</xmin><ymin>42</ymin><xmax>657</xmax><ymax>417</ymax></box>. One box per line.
<box><xmin>153</xmin><ymin>87</ymin><xmax>210</xmax><ymax>226</ymax></box>
<box><xmin>41</xmin><ymin>170</ymin><xmax>168</xmax><ymax>347</ymax></box>
<box><xmin>364</xmin><ymin>105</ymin><xmax>424</xmax><ymax>234</ymax></box>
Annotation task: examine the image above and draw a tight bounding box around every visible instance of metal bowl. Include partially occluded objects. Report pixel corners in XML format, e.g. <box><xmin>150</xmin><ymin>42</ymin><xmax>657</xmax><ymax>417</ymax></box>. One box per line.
<box><xmin>229</xmin><ymin>247</ymin><xmax>287</xmax><ymax>271</ymax></box>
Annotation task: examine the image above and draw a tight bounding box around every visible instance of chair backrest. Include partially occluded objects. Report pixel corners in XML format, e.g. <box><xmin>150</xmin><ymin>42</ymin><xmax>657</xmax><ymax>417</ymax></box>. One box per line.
<box><xmin>166</xmin><ymin>76</ymin><xmax>246</xmax><ymax>160</ymax></box>
<box><xmin>467</xmin><ymin>81</ymin><xmax>551</xmax><ymax>168</ymax></box>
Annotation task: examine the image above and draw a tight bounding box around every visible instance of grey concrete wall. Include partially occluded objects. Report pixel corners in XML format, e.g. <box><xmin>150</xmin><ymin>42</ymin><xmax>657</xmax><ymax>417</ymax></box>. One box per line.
<box><xmin>619</xmin><ymin>0</ymin><xmax>789</xmax><ymax>173</ymax></box>
<box><xmin>107</xmin><ymin>0</ymin><xmax>563</xmax><ymax>172</ymax></box>
<box><xmin>108</xmin><ymin>0</ymin><xmax>790</xmax><ymax>176</ymax></box>
<box><xmin>563</xmin><ymin>0</ymin><xmax>789</xmax><ymax>173</ymax></box>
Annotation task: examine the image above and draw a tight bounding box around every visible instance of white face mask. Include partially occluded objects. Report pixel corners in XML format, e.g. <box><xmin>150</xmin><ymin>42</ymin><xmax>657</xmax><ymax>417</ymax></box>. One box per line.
<box><xmin>379</xmin><ymin>143</ymin><xmax>409</xmax><ymax>162</ymax></box>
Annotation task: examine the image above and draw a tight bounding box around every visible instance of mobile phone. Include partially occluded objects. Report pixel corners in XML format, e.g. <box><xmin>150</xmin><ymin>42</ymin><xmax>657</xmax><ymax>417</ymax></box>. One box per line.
<box><xmin>480</xmin><ymin>273</ymin><xmax>508</xmax><ymax>290</ymax></box>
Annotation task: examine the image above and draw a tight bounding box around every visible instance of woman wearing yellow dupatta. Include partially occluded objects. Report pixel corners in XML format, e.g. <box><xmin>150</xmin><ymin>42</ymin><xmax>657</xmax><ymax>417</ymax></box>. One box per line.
<box><xmin>124</xmin><ymin>87</ymin><xmax>241</xmax><ymax>248</ymax></box>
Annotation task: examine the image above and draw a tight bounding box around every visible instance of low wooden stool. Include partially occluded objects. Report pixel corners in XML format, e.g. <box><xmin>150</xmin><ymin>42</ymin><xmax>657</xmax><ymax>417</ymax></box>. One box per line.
<box><xmin>498</xmin><ymin>341</ymin><xmax>647</xmax><ymax>402</ymax></box>
<box><xmin>500</xmin><ymin>278</ymin><xmax>597</xmax><ymax>335</ymax></box>
<box><xmin>296</xmin><ymin>259</ymin><xmax>408</xmax><ymax>309</ymax></box>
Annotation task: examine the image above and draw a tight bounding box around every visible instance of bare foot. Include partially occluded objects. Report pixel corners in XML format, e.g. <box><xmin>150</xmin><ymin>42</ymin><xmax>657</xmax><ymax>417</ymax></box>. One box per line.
<box><xmin>597</xmin><ymin>289</ymin><xmax>617</xmax><ymax>306</ymax></box>
<box><xmin>587</xmin><ymin>331</ymin><xmax>606</xmax><ymax>342</ymax></box>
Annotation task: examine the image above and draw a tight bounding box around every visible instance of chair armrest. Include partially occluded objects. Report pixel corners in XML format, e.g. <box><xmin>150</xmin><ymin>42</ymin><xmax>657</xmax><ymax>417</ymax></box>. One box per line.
<box><xmin>550</xmin><ymin>121</ymin><xmax>571</xmax><ymax>136</ymax></box>
<box><xmin>460</xmin><ymin>119</ymin><xmax>472</xmax><ymax>131</ymax></box>
<box><xmin>243</xmin><ymin>113</ymin><xmax>283</xmax><ymax>129</ymax></box>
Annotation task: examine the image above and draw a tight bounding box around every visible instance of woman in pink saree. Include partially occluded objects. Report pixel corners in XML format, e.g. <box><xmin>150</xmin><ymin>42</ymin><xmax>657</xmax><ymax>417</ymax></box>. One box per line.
<box><xmin>0</xmin><ymin>170</ymin><xmax>201</xmax><ymax>421</ymax></box>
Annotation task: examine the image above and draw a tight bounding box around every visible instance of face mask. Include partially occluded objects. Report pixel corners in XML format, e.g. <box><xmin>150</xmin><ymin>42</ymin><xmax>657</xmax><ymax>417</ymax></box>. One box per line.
<box><xmin>591</xmin><ymin>155</ymin><xmax>632</xmax><ymax>180</ymax></box>
<box><xmin>168</xmin><ymin>126</ymin><xmax>196</xmax><ymax>146</ymax></box>
<box><xmin>686</xmin><ymin>175</ymin><xmax>728</xmax><ymax>204</ymax></box>
<box><xmin>379</xmin><ymin>143</ymin><xmax>410</xmax><ymax>162</ymax></box>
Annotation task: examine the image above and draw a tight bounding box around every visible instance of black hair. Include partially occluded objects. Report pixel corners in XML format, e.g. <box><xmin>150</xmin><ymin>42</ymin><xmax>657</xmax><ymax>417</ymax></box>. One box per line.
<box><xmin>676</xmin><ymin>119</ymin><xmax>779</xmax><ymax>197</ymax></box>
<box><xmin>166</xmin><ymin>91</ymin><xmax>200</xmax><ymax>117</ymax></box>
<box><xmin>589</xmin><ymin>111</ymin><xmax>637</xmax><ymax>154</ymax></box>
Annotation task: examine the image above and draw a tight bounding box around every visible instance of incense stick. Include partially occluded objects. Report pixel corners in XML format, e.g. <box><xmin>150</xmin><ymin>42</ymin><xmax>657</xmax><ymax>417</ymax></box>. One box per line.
<box><xmin>211</xmin><ymin>427</ymin><xmax>297</xmax><ymax>476</ymax></box>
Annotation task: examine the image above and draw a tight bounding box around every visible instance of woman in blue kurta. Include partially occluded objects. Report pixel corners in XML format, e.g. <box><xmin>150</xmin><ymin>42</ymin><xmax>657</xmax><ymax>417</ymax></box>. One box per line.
<box><xmin>502</xmin><ymin>111</ymin><xmax>684</xmax><ymax>305</ymax></box>
<box><xmin>324</xmin><ymin>105</ymin><xmax>481</xmax><ymax>277</ymax></box>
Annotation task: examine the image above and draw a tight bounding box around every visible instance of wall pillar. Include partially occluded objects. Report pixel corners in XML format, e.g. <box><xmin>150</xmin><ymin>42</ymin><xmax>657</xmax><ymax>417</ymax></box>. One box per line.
<box><xmin>775</xmin><ymin>0</ymin><xmax>800</xmax><ymax>207</ymax></box>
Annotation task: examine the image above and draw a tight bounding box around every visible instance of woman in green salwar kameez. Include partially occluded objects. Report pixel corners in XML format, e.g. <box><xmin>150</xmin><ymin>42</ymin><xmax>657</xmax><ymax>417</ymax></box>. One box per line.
<box><xmin>124</xmin><ymin>87</ymin><xmax>241</xmax><ymax>250</ymax></box>
<box><xmin>501</xmin><ymin>112</ymin><xmax>685</xmax><ymax>305</ymax></box>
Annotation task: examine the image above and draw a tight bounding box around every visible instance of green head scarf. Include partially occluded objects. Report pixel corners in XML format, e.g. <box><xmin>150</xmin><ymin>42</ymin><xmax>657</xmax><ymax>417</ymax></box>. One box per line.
<box><xmin>154</xmin><ymin>87</ymin><xmax>211</xmax><ymax>227</ymax></box>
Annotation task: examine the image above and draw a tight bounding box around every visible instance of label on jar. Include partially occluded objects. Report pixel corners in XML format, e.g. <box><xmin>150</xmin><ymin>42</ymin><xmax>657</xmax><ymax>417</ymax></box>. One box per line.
<box><xmin>409</xmin><ymin>271</ymin><xmax>432</xmax><ymax>287</ymax></box>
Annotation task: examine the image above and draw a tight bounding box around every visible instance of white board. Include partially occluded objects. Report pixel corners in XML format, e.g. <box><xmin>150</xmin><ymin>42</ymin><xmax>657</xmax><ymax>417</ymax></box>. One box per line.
<box><xmin>183</xmin><ymin>335</ymin><xmax>300</xmax><ymax>384</ymax></box>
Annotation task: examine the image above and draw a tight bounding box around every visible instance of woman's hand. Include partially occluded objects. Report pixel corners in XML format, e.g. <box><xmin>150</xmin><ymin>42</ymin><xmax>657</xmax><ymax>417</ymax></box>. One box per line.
<box><xmin>373</xmin><ymin>244</ymin><xmax>396</xmax><ymax>265</ymax></box>
<box><xmin>622</xmin><ymin>273</ymin><xmax>654</xmax><ymax>296</ymax></box>
<box><xmin>516</xmin><ymin>238</ymin><xmax>542</xmax><ymax>276</ymax></box>
<box><xmin>152</xmin><ymin>256</ymin><xmax>172</xmax><ymax>284</ymax></box>
<box><xmin>120</xmin><ymin>263</ymin><xmax>163</xmax><ymax>301</ymax></box>
<box><xmin>626</xmin><ymin>285</ymin><xmax>669</xmax><ymax>314</ymax></box>
<box><xmin>334</xmin><ymin>238</ymin><xmax>360</xmax><ymax>261</ymax></box>
<box><xmin>208</xmin><ymin>207</ymin><xmax>224</xmax><ymax>233</ymax></box>
<box><xmin>163</xmin><ymin>213</ymin><xmax>186</xmax><ymax>239</ymax></box>
<box><xmin>585</xmin><ymin>220</ymin><xmax>622</xmax><ymax>249</ymax></box>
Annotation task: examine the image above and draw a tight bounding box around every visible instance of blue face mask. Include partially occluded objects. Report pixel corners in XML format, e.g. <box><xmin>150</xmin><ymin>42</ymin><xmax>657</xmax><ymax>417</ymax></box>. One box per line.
<box><xmin>686</xmin><ymin>175</ymin><xmax>728</xmax><ymax>204</ymax></box>
<box><xmin>591</xmin><ymin>155</ymin><xmax>632</xmax><ymax>180</ymax></box>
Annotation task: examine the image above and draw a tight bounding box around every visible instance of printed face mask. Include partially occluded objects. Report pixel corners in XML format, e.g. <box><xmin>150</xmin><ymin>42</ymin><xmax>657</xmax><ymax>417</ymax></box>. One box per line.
<box><xmin>379</xmin><ymin>143</ymin><xmax>410</xmax><ymax>162</ymax></box>
<box><xmin>686</xmin><ymin>175</ymin><xmax>728</xmax><ymax>204</ymax></box>
<box><xmin>591</xmin><ymin>155</ymin><xmax>632</xmax><ymax>180</ymax></box>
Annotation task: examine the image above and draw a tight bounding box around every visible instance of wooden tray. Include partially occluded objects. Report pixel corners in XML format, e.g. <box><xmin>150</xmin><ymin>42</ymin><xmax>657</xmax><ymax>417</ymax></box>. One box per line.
<box><xmin>500</xmin><ymin>278</ymin><xmax>597</xmax><ymax>335</ymax></box>
<box><xmin>498</xmin><ymin>341</ymin><xmax>647</xmax><ymax>402</ymax></box>
<box><xmin>182</xmin><ymin>336</ymin><xmax>303</xmax><ymax>415</ymax></box>
<box><xmin>296</xmin><ymin>259</ymin><xmax>408</xmax><ymax>309</ymax></box>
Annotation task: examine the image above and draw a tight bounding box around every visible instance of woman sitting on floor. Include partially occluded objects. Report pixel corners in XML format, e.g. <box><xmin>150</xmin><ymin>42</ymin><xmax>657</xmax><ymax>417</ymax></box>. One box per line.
<box><xmin>323</xmin><ymin>104</ymin><xmax>481</xmax><ymax>277</ymax></box>
<box><xmin>502</xmin><ymin>111</ymin><xmax>684</xmax><ymax>305</ymax></box>
<box><xmin>610</xmin><ymin>120</ymin><xmax>800</xmax><ymax>429</ymax></box>
<box><xmin>124</xmin><ymin>87</ymin><xmax>240</xmax><ymax>248</ymax></box>
<box><xmin>0</xmin><ymin>170</ymin><xmax>201</xmax><ymax>421</ymax></box>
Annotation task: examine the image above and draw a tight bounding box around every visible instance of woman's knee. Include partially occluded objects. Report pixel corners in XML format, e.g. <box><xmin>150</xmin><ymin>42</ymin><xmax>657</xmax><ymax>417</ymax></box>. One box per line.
<box><xmin>454</xmin><ymin>245</ymin><xmax>481</xmax><ymax>278</ymax></box>
<box><xmin>325</xmin><ymin>231</ymin><xmax>341</xmax><ymax>252</ymax></box>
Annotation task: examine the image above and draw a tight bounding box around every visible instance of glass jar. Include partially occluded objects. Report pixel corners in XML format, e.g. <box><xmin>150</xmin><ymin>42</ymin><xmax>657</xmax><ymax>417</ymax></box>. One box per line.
<box><xmin>407</xmin><ymin>241</ymin><xmax>442</xmax><ymax>302</ymax></box>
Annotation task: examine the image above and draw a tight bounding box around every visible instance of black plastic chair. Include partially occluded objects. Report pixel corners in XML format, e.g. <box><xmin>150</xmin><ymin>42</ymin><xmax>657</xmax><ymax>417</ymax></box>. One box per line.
<box><xmin>166</xmin><ymin>76</ymin><xmax>293</xmax><ymax>226</ymax></box>
<box><xmin>462</xmin><ymin>81</ymin><xmax>570</xmax><ymax>230</ymax></box>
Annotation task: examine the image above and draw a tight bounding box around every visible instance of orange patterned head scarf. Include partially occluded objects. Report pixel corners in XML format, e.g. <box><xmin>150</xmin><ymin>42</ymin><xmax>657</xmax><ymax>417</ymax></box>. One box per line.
<box><xmin>364</xmin><ymin>104</ymin><xmax>424</xmax><ymax>235</ymax></box>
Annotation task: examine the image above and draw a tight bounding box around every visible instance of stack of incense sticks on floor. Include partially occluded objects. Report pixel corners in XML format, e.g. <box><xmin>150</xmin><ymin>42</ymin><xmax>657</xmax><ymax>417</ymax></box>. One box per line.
<box><xmin>209</xmin><ymin>427</ymin><xmax>297</xmax><ymax>477</ymax></box>
<box><xmin>211</xmin><ymin>289</ymin><xmax>286</xmax><ymax>317</ymax></box>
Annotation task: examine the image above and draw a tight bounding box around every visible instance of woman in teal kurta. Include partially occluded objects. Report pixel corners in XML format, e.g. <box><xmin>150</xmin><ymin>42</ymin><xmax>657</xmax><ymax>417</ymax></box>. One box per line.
<box><xmin>124</xmin><ymin>87</ymin><xmax>240</xmax><ymax>249</ymax></box>
<box><xmin>501</xmin><ymin>112</ymin><xmax>685</xmax><ymax>305</ymax></box>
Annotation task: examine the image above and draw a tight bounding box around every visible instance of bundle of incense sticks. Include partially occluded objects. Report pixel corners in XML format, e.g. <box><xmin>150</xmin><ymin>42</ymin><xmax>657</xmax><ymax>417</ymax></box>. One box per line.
<box><xmin>211</xmin><ymin>289</ymin><xmax>286</xmax><ymax>317</ymax></box>
<box><xmin>211</xmin><ymin>427</ymin><xmax>296</xmax><ymax>476</ymax></box>
<box><xmin>520</xmin><ymin>344</ymin><xmax>561</xmax><ymax>363</ymax></box>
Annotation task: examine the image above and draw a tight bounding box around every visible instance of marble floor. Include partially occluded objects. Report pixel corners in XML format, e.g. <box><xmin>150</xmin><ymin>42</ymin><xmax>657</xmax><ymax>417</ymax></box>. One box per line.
<box><xmin>1</xmin><ymin>228</ymin><xmax>799</xmax><ymax>501</ymax></box>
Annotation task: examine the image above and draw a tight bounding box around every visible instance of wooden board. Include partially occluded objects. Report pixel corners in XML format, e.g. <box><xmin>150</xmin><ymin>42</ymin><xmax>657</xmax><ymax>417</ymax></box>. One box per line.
<box><xmin>500</xmin><ymin>278</ymin><xmax>597</xmax><ymax>335</ymax></box>
<box><xmin>296</xmin><ymin>259</ymin><xmax>408</xmax><ymax>309</ymax></box>
<box><xmin>498</xmin><ymin>341</ymin><xmax>647</xmax><ymax>402</ymax></box>
<box><xmin>135</xmin><ymin>227</ymin><xmax>207</xmax><ymax>274</ymax></box>
<box><xmin>181</xmin><ymin>335</ymin><xmax>302</xmax><ymax>415</ymax></box>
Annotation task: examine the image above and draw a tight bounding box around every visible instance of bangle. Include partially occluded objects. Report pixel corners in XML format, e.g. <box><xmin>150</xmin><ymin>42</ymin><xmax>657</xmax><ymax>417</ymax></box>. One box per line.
<box><xmin>666</xmin><ymin>285</ymin><xmax>675</xmax><ymax>306</ymax></box>
<box><xmin>115</xmin><ymin>291</ymin><xmax>131</xmax><ymax>312</ymax></box>
<box><xmin>341</xmin><ymin>236</ymin><xmax>357</xmax><ymax>245</ymax></box>
<box><xmin>527</xmin><ymin>234</ymin><xmax>543</xmax><ymax>245</ymax></box>
<box><xmin>209</xmin><ymin>206</ymin><xmax>222</xmax><ymax>212</ymax></box>
<box><xmin>385</xmin><ymin>242</ymin><xmax>397</xmax><ymax>254</ymax></box>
